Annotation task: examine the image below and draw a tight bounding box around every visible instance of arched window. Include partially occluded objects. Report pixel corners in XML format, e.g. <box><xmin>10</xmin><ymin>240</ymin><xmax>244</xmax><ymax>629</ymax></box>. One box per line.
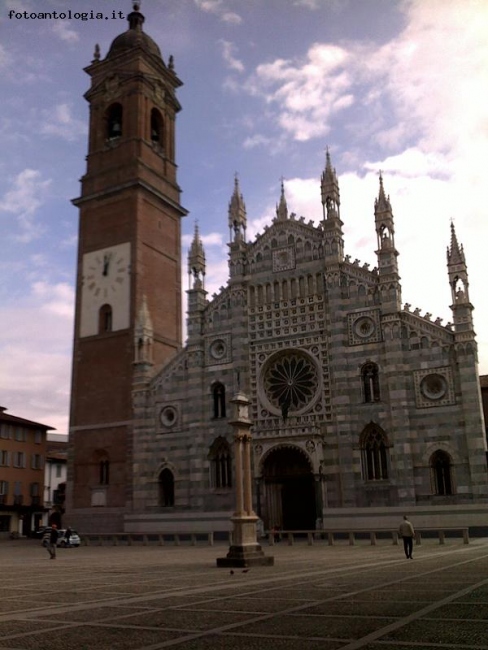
<box><xmin>99</xmin><ymin>460</ymin><xmax>110</xmax><ymax>485</ymax></box>
<box><xmin>307</xmin><ymin>274</ymin><xmax>314</xmax><ymax>295</ymax></box>
<box><xmin>150</xmin><ymin>107</ymin><xmax>164</xmax><ymax>145</ymax></box>
<box><xmin>158</xmin><ymin>468</ymin><xmax>174</xmax><ymax>507</ymax></box>
<box><xmin>212</xmin><ymin>382</ymin><xmax>226</xmax><ymax>418</ymax></box>
<box><xmin>360</xmin><ymin>424</ymin><xmax>389</xmax><ymax>481</ymax></box>
<box><xmin>249</xmin><ymin>286</ymin><xmax>255</xmax><ymax>309</ymax></box>
<box><xmin>361</xmin><ymin>362</ymin><xmax>380</xmax><ymax>403</ymax></box>
<box><xmin>99</xmin><ymin>304</ymin><xmax>113</xmax><ymax>333</ymax></box>
<box><xmin>257</xmin><ymin>285</ymin><xmax>264</xmax><ymax>305</ymax></box>
<box><xmin>106</xmin><ymin>103</ymin><xmax>123</xmax><ymax>139</ymax></box>
<box><xmin>208</xmin><ymin>437</ymin><xmax>232</xmax><ymax>488</ymax></box>
<box><xmin>273</xmin><ymin>281</ymin><xmax>280</xmax><ymax>301</ymax></box>
<box><xmin>282</xmin><ymin>280</ymin><xmax>289</xmax><ymax>301</ymax></box>
<box><xmin>290</xmin><ymin>278</ymin><xmax>297</xmax><ymax>299</ymax></box>
<box><xmin>430</xmin><ymin>450</ymin><xmax>453</xmax><ymax>495</ymax></box>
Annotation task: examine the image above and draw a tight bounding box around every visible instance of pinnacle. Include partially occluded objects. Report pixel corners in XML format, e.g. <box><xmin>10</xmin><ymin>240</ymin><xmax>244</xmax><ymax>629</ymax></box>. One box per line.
<box><xmin>276</xmin><ymin>179</ymin><xmax>288</xmax><ymax>221</ymax></box>
<box><xmin>448</xmin><ymin>221</ymin><xmax>465</xmax><ymax>265</ymax></box>
<box><xmin>375</xmin><ymin>172</ymin><xmax>390</xmax><ymax>210</ymax></box>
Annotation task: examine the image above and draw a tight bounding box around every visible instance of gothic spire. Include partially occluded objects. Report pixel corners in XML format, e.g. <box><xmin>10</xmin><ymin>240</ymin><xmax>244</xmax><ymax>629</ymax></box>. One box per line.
<box><xmin>374</xmin><ymin>173</ymin><xmax>401</xmax><ymax>313</ymax></box>
<box><xmin>447</xmin><ymin>221</ymin><xmax>465</xmax><ymax>266</ymax></box>
<box><xmin>446</xmin><ymin>222</ymin><xmax>473</xmax><ymax>333</ymax></box>
<box><xmin>136</xmin><ymin>295</ymin><xmax>152</xmax><ymax>333</ymax></box>
<box><xmin>228</xmin><ymin>174</ymin><xmax>247</xmax><ymax>241</ymax></box>
<box><xmin>188</xmin><ymin>221</ymin><xmax>206</xmax><ymax>288</ymax></box>
<box><xmin>276</xmin><ymin>179</ymin><xmax>288</xmax><ymax>221</ymax></box>
<box><xmin>321</xmin><ymin>148</ymin><xmax>340</xmax><ymax>219</ymax></box>
<box><xmin>375</xmin><ymin>172</ymin><xmax>392</xmax><ymax>216</ymax></box>
<box><xmin>134</xmin><ymin>295</ymin><xmax>153</xmax><ymax>366</ymax></box>
<box><xmin>375</xmin><ymin>172</ymin><xmax>395</xmax><ymax>249</ymax></box>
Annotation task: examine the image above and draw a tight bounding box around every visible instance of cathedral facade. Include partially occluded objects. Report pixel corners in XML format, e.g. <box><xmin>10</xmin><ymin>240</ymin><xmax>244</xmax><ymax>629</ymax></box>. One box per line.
<box><xmin>67</xmin><ymin>6</ymin><xmax>488</xmax><ymax>534</ymax></box>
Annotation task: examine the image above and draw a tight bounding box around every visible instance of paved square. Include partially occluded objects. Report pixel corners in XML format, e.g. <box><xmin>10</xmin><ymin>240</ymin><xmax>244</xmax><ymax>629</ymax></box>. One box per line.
<box><xmin>1</xmin><ymin>537</ymin><xmax>488</xmax><ymax>649</ymax></box>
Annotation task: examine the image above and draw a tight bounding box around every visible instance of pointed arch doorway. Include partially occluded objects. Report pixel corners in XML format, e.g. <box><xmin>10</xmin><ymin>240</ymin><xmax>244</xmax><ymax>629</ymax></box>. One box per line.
<box><xmin>261</xmin><ymin>446</ymin><xmax>316</xmax><ymax>530</ymax></box>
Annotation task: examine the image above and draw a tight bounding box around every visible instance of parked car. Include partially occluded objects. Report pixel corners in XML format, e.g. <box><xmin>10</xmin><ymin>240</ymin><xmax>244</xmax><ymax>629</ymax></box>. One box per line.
<box><xmin>41</xmin><ymin>528</ymin><xmax>81</xmax><ymax>547</ymax></box>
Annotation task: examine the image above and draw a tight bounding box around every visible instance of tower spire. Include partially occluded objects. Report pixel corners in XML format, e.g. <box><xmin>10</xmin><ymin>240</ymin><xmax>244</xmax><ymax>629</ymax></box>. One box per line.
<box><xmin>447</xmin><ymin>222</ymin><xmax>473</xmax><ymax>330</ymax></box>
<box><xmin>187</xmin><ymin>222</ymin><xmax>207</xmax><ymax>340</ymax></box>
<box><xmin>321</xmin><ymin>148</ymin><xmax>340</xmax><ymax>220</ymax></box>
<box><xmin>275</xmin><ymin>178</ymin><xmax>288</xmax><ymax>221</ymax></box>
<box><xmin>188</xmin><ymin>221</ymin><xmax>206</xmax><ymax>289</ymax></box>
<box><xmin>228</xmin><ymin>174</ymin><xmax>247</xmax><ymax>242</ymax></box>
<box><xmin>447</xmin><ymin>220</ymin><xmax>465</xmax><ymax>266</ymax></box>
<box><xmin>320</xmin><ymin>150</ymin><xmax>344</xmax><ymax>263</ymax></box>
<box><xmin>375</xmin><ymin>171</ymin><xmax>395</xmax><ymax>249</ymax></box>
<box><xmin>374</xmin><ymin>173</ymin><xmax>401</xmax><ymax>313</ymax></box>
<box><xmin>134</xmin><ymin>295</ymin><xmax>153</xmax><ymax>366</ymax></box>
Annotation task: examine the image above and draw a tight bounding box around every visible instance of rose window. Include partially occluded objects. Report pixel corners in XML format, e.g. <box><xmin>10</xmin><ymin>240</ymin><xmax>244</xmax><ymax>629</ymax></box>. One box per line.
<box><xmin>420</xmin><ymin>374</ymin><xmax>447</xmax><ymax>401</ymax></box>
<box><xmin>262</xmin><ymin>350</ymin><xmax>319</xmax><ymax>414</ymax></box>
<box><xmin>354</xmin><ymin>316</ymin><xmax>375</xmax><ymax>339</ymax></box>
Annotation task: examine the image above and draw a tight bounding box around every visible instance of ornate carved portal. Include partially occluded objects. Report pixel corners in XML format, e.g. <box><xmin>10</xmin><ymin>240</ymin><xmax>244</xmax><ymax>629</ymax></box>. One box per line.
<box><xmin>261</xmin><ymin>446</ymin><xmax>317</xmax><ymax>530</ymax></box>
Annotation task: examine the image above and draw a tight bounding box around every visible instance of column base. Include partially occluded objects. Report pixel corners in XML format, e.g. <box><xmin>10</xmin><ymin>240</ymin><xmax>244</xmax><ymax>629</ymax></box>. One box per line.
<box><xmin>216</xmin><ymin>544</ymin><xmax>274</xmax><ymax>568</ymax></box>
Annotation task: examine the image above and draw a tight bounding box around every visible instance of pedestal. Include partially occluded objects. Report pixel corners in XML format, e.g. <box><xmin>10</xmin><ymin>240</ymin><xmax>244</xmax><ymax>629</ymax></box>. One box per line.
<box><xmin>216</xmin><ymin>392</ymin><xmax>274</xmax><ymax>568</ymax></box>
<box><xmin>216</xmin><ymin>515</ymin><xmax>274</xmax><ymax>567</ymax></box>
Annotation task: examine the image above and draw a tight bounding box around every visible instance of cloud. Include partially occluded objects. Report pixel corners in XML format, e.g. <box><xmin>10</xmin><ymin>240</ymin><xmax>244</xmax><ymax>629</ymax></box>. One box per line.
<box><xmin>0</xmin><ymin>281</ymin><xmax>74</xmax><ymax>433</ymax></box>
<box><xmin>219</xmin><ymin>39</ymin><xmax>244</xmax><ymax>73</ymax></box>
<box><xmin>364</xmin><ymin>148</ymin><xmax>451</xmax><ymax>180</ymax></box>
<box><xmin>194</xmin><ymin>0</ymin><xmax>242</xmax><ymax>24</ymax></box>
<box><xmin>52</xmin><ymin>21</ymin><xmax>79</xmax><ymax>43</ymax></box>
<box><xmin>32</xmin><ymin>281</ymin><xmax>75</xmax><ymax>318</ymax></box>
<box><xmin>0</xmin><ymin>169</ymin><xmax>51</xmax><ymax>242</ymax></box>
<box><xmin>244</xmin><ymin>44</ymin><xmax>354</xmax><ymax>141</ymax></box>
<box><xmin>40</xmin><ymin>103</ymin><xmax>87</xmax><ymax>142</ymax></box>
<box><xmin>238</xmin><ymin>0</ymin><xmax>488</xmax><ymax>157</ymax></box>
<box><xmin>293</xmin><ymin>0</ymin><xmax>345</xmax><ymax>8</ymax></box>
<box><xmin>182</xmin><ymin>230</ymin><xmax>225</xmax><ymax>248</ymax></box>
<box><xmin>293</xmin><ymin>0</ymin><xmax>320</xmax><ymax>8</ymax></box>
<box><xmin>0</xmin><ymin>45</ymin><xmax>11</xmax><ymax>69</ymax></box>
<box><xmin>5</xmin><ymin>0</ymin><xmax>30</xmax><ymax>11</ymax></box>
<box><xmin>243</xmin><ymin>133</ymin><xmax>274</xmax><ymax>150</ymax></box>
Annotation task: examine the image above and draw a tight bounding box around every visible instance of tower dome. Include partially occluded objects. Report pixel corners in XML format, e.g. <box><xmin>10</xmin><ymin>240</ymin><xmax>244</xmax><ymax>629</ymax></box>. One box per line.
<box><xmin>107</xmin><ymin>3</ymin><xmax>162</xmax><ymax>60</ymax></box>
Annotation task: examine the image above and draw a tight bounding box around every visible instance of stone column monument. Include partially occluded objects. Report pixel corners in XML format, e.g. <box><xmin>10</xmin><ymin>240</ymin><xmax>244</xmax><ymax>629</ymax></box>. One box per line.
<box><xmin>217</xmin><ymin>391</ymin><xmax>274</xmax><ymax>567</ymax></box>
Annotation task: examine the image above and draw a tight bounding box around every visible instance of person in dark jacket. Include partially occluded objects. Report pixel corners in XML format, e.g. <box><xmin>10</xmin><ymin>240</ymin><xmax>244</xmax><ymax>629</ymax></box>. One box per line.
<box><xmin>47</xmin><ymin>524</ymin><xmax>59</xmax><ymax>559</ymax></box>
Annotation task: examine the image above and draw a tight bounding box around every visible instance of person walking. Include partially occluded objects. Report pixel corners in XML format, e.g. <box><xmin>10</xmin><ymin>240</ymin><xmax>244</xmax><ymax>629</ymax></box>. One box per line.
<box><xmin>65</xmin><ymin>526</ymin><xmax>72</xmax><ymax>547</ymax></box>
<box><xmin>46</xmin><ymin>524</ymin><xmax>59</xmax><ymax>559</ymax></box>
<box><xmin>399</xmin><ymin>515</ymin><xmax>415</xmax><ymax>559</ymax></box>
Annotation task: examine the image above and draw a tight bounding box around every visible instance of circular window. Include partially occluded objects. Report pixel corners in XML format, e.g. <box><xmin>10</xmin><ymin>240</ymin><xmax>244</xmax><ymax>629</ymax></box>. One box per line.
<box><xmin>420</xmin><ymin>374</ymin><xmax>447</xmax><ymax>401</ymax></box>
<box><xmin>209</xmin><ymin>339</ymin><xmax>227</xmax><ymax>360</ymax></box>
<box><xmin>354</xmin><ymin>316</ymin><xmax>375</xmax><ymax>339</ymax></box>
<box><xmin>261</xmin><ymin>349</ymin><xmax>320</xmax><ymax>416</ymax></box>
<box><xmin>160</xmin><ymin>406</ymin><xmax>177</xmax><ymax>428</ymax></box>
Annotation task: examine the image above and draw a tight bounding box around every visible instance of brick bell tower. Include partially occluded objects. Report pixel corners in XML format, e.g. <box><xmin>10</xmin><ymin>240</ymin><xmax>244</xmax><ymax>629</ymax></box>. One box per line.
<box><xmin>67</xmin><ymin>3</ymin><xmax>186</xmax><ymax>532</ymax></box>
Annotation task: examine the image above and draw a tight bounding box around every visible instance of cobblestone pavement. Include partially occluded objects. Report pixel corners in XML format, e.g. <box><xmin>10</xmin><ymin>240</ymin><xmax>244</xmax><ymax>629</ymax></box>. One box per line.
<box><xmin>1</xmin><ymin>537</ymin><xmax>488</xmax><ymax>649</ymax></box>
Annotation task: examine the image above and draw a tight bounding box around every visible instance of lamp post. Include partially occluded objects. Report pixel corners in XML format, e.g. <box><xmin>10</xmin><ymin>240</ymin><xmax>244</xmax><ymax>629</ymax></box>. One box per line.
<box><xmin>216</xmin><ymin>391</ymin><xmax>274</xmax><ymax>567</ymax></box>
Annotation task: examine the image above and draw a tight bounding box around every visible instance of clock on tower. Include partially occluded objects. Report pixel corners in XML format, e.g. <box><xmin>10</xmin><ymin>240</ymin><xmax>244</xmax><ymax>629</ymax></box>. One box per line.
<box><xmin>80</xmin><ymin>242</ymin><xmax>131</xmax><ymax>337</ymax></box>
<box><xmin>67</xmin><ymin>4</ymin><xmax>187</xmax><ymax>532</ymax></box>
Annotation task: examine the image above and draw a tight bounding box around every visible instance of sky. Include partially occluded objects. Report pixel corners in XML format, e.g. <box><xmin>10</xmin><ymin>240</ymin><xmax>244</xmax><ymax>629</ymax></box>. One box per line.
<box><xmin>1</xmin><ymin>0</ymin><xmax>488</xmax><ymax>434</ymax></box>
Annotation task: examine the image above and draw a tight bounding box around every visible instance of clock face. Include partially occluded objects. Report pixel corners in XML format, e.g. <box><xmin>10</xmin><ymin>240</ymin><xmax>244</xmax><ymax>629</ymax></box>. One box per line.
<box><xmin>85</xmin><ymin>251</ymin><xmax>127</xmax><ymax>300</ymax></box>
<box><xmin>80</xmin><ymin>242</ymin><xmax>131</xmax><ymax>338</ymax></box>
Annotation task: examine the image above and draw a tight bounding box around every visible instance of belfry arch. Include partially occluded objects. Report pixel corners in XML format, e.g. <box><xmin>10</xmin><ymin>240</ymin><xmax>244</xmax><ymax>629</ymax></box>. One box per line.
<box><xmin>260</xmin><ymin>445</ymin><xmax>317</xmax><ymax>531</ymax></box>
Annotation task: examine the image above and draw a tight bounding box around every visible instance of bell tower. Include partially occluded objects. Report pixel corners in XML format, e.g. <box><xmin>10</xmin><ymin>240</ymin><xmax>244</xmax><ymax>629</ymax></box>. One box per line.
<box><xmin>67</xmin><ymin>3</ymin><xmax>186</xmax><ymax>531</ymax></box>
